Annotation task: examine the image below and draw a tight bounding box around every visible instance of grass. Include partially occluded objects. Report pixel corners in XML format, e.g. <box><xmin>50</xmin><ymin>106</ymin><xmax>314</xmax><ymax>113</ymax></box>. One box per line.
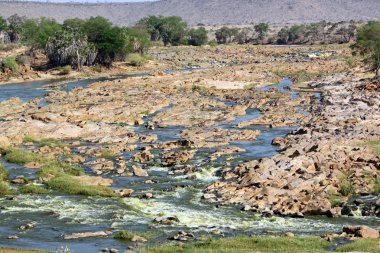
<box><xmin>114</xmin><ymin>230</ymin><xmax>135</xmax><ymax>241</ymax></box>
<box><xmin>99</xmin><ymin>151</ymin><xmax>117</xmax><ymax>159</ymax></box>
<box><xmin>328</xmin><ymin>195</ymin><xmax>343</xmax><ymax>207</ymax></box>
<box><xmin>22</xmin><ymin>135</ymin><xmax>36</xmax><ymax>143</ymax></box>
<box><xmin>45</xmin><ymin>175</ymin><xmax>116</xmax><ymax>197</ymax></box>
<box><xmin>1</xmin><ymin>57</ymin><xmax>19</xmax><ymax>73</ymax></box>
<box><xmin>0</xmin><ymin>164</ymin><xmax>8</xmax><ymax>181</ymax></box>
<box><xmin>22</xmin><ymin>136</ymin><xmax>66</xmax><ymax>148</ymax></box>
<box><xmin>361</xmin><ymin>140</ymin><xmax>380</xmax><ymax>156</ymax></box>
<box><xmin>339</xmin><ymin>177</ymin><xmax>355</xmax><ymax>197</ymax></box>
<box><xmin>128</xmin><ymin>53</ymin><xmax>148</xmax><ymax>66</ymax></box>
<box><xmin>58</xmin><ymin>65</ymin><xmax>72</xmax><ymax>75</ymax></box>
<box><xmin>37</xmin><ymin>139</ymin><xmax>66</xmax><ymax>148</ymax></box>
<box><xmin>38</xmin><ymin>161</ymin><xmax>84</xmax><ymax>178</ymax></box>
<box><xmin>334</xmin><ymin>238</ymin><xmax>379</xmax><ymax>252</ymax></box>
<box><xmin>20</xmin><ymin>184</ymin><xmax>49</xmax><ymax>195</ymax></box>
<box><xmin>1</xmin><ymin>147</ymin><xmax>46</xmax><ymax>165</ymax></box>
<box><xmin>373</xmin><ymin>178</ymin><xmax>380</xmax><ymax>195</ymax></box>
<box><xmin>0</xmin><ymin>181</ymin><xmax>12</xmax><ymax>196</ymax></box>
<box><xmin>146</xmin><ymin>236</ymin><xmax>332</xmax><ymax>253</ymax></box>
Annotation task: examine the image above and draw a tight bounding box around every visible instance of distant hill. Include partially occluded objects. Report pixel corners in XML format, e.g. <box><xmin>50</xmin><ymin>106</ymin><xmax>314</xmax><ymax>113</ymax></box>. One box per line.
<box><xmin>0</xmin><ymin>0</ymin><xmax>379</xmax><ymax>26</ymax></box>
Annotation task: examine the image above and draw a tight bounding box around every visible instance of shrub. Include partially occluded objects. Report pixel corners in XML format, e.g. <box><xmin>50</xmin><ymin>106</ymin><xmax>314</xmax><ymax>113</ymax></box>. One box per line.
<box><xmin>128</xmin><ymin>53</ymin><xmax>147</xmax><ymax>66</ymax></box>
<box><xmin>1</xmin><ymin>57</ymin><xmax>19</xmax><ymax>73</ymax></box>
<box><xmin>0</xmin><ymin>181</ymin><xmax>12</xmax><ymax>196</ymax></box>
<box><xmin>58</xmin><ymin>65</ymin><xmax>72</xmax><ymax>75</ymax></box>
<box><xmin>0</xmin><ymin>164</ymin><xmax>8</xmax><ymax>181</ymax></box>
<box><xmin>339</xmin><ymin>177</ymin><xmax>355</xmax><ymax>196</ymax></box>
<box><xmin>20</xmin><ymin>184</ymin><xmax>49</xmax><ymax>194</ymax></box>
<box><xmin>114</xmin><ymin>231</ymin><xmax>134</xmax><ymax>241</ymax></box>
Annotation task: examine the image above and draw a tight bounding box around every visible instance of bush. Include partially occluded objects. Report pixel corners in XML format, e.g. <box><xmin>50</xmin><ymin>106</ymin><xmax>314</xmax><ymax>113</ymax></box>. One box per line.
<box><xmin>0</xmin><ymin>164</ymin><xmax>8</xmax><ymax>181</ymax></box>
<box><xmin>0</xmin><ymin>181</ymin><xmax>12</xmax><ymax>196</ymax></box>
<box><xmin>128</xmin><ymin>53</ymin><xmax>147</xmax><ymax>66</ymax></box>
<box><xmin>1</xmin><ymin>57</ymin><xmax>19</xmax><ymax>73</ymax></box>
<box><xmin>339</xmin><ymin>177</ymin><xmax>355</xmax><ymax>196</ymax></box>
<box><xmin>114</xmin><ymin>231</ymin><xmax>134</xmax><ymax>241</ymax></box>
<box><xmin>58</xmin><ymin>65</ymin><xmax>72</xmax><ymax>75</ymax></box>
<box><xmin>20</xmin><ymin>184</ymin><xmax>49</xmax><ymax>194</ymax></box>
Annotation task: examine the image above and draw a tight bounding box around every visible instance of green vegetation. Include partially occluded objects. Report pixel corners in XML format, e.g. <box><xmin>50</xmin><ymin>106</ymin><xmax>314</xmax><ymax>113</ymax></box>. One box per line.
<box><xmin>37</xmin><ymin>139</ymin><xmax>66</xmax><ymax>148</ymax></box>
<box><xmin>136</xmin><ymin>15</ymin><xmax>208</xmax><ymax>46</ymax></box>
<box><xmin>128</xmin><ymin>53</ymin><xmax>148</xmax><ymax>66</ymax></box>
<box><xmin>146</xmin><ymin>236</ymin><xmax>332</xmax><ymax>253</ymax></box>
<box><xmin>22</xmin><ymin>135</ymin><xmax>36</xmax><ymax>143</ymax></box>
<box><xmin>38</xmin><ymin>161</ymin><xmax>83</xmax><ymax>179</ymax></box>
<box><xmin>99</xmin><ymin>151</ymin><xmax>117</xmax><ymax>159</ymax></box>
<box><xmin>58</xmin><ymin>65</ymin><xmax>72</xmax><ymax>75</ymax></box>
<box><xmin>0</xmin><ymin>16</ymin><xmax>7</xmax><ymax>32</ymax></box>
<box><xmin>188</xmin><ymin>27</ymin><xmax>208</xmax><ymax>46</ymax></box>
<box><xmin>361</xmin><ymin>139</ymin><xmax>380</xmax><ymax>156</ymax></box>
<box><xmin>1</xmin><ymin>57</ymin><xmax>19</xmax><ymax>73</ymax></box>
<box><xmin>328</xmin><ymin>195</ymin><xmax>344</xmax><ymax>207</ymax></box>
<box><xmin>1</xmin><ymin>147</ymin><xmax>46</xmax><ymax>165</ymax></box>
<box><xmin>0</xmin><ymin>164</ymin><xmax>12</xmax><ymax>196</ymax></box>
<box><xmin>352</xmin><ymin>21</ymin><xmax>380</xmax><ymax>76</ymax></box>
<box><xmin>373</xmin><ymin>178</ymin><xmax>380</xmax><ymax>194</ymax></box>
<box><xmin>20</xmin><ymin>184</ymin><xmax>49</xmax><ymax>194</ymax></box>
<box><xmin>339</xmin><ymin>176</ymin><xmax>356</xmax><ymax>197</ymax></box>
<box><xmin>334</xmin><ymin>238</ymin><xmax>379</xmax><ymax>252</ymax></box>
<box><xmin>114</xmin><ymin>230</ymin><xmax>134</xmax><ymax>241</ymax></box>
<box><xmin>254</xmin><ymin>23</ymin><xmax>269</xmax><ymax>42</ymax></box>
<box><xmin>45</xmin><ymin>175</ymin><xmax>115</xmax><ymax>197</ymax></box>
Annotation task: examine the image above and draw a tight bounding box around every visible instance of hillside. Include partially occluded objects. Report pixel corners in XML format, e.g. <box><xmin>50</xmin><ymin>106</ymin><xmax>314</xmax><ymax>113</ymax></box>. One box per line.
<box><xmin>0</xmin><ymin>0</ymin><xmax>379</xmax><ymax>25</ymax></box>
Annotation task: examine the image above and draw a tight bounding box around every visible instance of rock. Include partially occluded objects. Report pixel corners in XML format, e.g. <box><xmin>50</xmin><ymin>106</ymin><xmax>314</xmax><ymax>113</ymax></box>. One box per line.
<box><xmin>24</xmin><ymin>162</ymin><xmax>41</xmax><ymax>169</ymax></box>
<box><xmin>110</xmin><ymin>249</ymin><xmax>118</xmax><ymax>253</ymax></box>
<box><xmin>133</xmin><ymin>166</ymin><xmax>149</xmax><ymax>177</ymax></box>
<box><xmin>285</xmin><ymin>232</ymin><xmax>295</xmax><ymax>237</ymax></box>
<box><xmin>114</xmin><ymin>189</ymin><xmax>134</xmax><ymax>197</ymax></box>
<box><xmin>343</xmin><ymin>226</ymin><xmax>380</xmax><ymax>239</ymax></box>
<box><xmin>64</xmin><ymin>231</ymin><xmax>112</xmax><ymax>240</ymax></box>
<box><xmin>143</xmin><ymin>193</ymin><xmax>153</xmax><ymax>199</ymax></box>
<box><xmin>169</xmin><ymin>231</ymin><xmax>195</xmax><ymax>241</ymax></box>
<box><xmin>131</xmin><ymin>235</ymin><xmax>148</xmax><ymax>242</ymax></box>
<box><xmin>132</xmin><ymin>151</ymin><xmax>154</xmax><ymax>163</ymax></box>
<box><xmin>162</xmin><ymin>150</ymin><xmax>195</xmax><ymax>166</ymax></box>
<box><xmin>11</xmin><ymin>176</ymin><xmax>28</xmax><ymax>185</ymax></box>
<box><xmin>19</xmin><ymin>223</ymin><xmax>34</xmax><ymax>230</ymax></box>
<box><xmin>153</xmin><ymin>216</ymin><xmax>180</xmax><ymax>225</ymax></box>
<box><xmin>0</xmin><ymin>136</ymin><xmax>11</xmax><ymax>147</ymax></box>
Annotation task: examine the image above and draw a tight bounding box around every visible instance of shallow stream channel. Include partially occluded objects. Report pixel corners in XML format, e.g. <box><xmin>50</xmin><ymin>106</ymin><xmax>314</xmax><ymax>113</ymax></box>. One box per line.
<box><xmin>0</xmin><ymin>74</ymin><xmax>379</xmax><ymax>252</ymax></box>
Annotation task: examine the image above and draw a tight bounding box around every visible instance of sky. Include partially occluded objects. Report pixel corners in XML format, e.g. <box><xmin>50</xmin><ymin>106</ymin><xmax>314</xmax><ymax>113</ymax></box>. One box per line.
<box><xmin>21</xmin><ymin>0</ymin><xmax>158</xmax><ymax>2</ymax></box>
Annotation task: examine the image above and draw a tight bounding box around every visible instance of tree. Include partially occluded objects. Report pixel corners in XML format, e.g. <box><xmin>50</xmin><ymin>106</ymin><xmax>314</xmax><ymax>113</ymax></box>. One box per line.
<box><xmin>135</xmin><ymin>15</ymin><xmax>162</xmax><ymax>41</ymax></box>
<box><xmin>82</xmin><ymin>16</ymin><xmax>126</xmax><ymax>66</ymax></box>
<box><xmin>254</xmin><ymin>23</ymin><xmax>269</xmax><ymax>42</ymax></box>
<box><xmin>46</xmin><ymin>29</ymin><xmax>97</xmax><ymax>69</ymax></box>
<box><xmin>188</xmin><ymin>27</ymin><xmax>208</xmax><ymax>46</ymax></box>
<box><xmin>158</xmin><ymin>16</ymin><xmax>188</xmax><ymax>46</ymax></box>
<box><xmin>22</xmin><ymin>17</ymin><xmax>62</xmax><ymax>50</ymax></box>
<box><xmin>63</xmin><ymin>18</ymin><xmax>86</xmax><ymax>32</ymax></box>
<box><xmin>0</xmin><ymin>16</ymin><xmax>7</xmax><ymax>32</ymax></box>
<box><xmin>215</xmin><ymin>26</ymin><xmax>238</xmax><ymax>44</ymax></box>
<box><xmin>122</xmin><ymin>27</ymin><xmax>151</xmax><ymax>55</ymax></box>
<box><xmin>352</xmin><ymin>21</ymin><xmax>380</xmax><ymax>76</ymax></box>
<box><xmin>7</xmin><ymin>14</ymin><xmax>26</xmax><ymax>43</ymax></box>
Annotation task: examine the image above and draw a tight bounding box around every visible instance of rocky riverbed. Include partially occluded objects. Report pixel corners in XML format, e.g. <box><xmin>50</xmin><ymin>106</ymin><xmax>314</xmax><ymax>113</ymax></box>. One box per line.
<box><xmin>0</xmin><ymin>45</ymin><xmax>379</xmax><ymax>252</ymax></box>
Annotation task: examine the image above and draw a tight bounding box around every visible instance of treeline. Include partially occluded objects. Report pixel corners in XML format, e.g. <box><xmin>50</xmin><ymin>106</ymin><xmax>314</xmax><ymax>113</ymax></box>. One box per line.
<box><xmin>213</xmin><ymin>21</ymin><xmax>359</xmax><ymax>45</ymax></box>
<box><xmin>0</xmin><ymin>14</ymin><xmax>208</xmax><ymax>69</ymax></box>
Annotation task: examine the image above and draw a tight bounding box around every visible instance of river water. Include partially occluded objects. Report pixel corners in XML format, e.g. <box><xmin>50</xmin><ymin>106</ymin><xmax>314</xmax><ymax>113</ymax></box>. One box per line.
<box><xmin>0</xmin><ymin>76</ymin><xmax>379</xmax><ymax>253</ymax></box>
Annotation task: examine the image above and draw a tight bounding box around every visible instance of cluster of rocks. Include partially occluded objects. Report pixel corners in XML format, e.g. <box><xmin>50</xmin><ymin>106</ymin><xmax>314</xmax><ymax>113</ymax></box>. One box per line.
<box><xmin>204</xmin><ymin>75</ymin><xmax>380</xmax><ymax>217</ymax></box>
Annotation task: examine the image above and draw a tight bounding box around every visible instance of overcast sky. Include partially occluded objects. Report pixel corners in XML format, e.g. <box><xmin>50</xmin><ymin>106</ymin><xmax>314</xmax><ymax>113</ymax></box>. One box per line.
<box><xmin>22</xmin><ymin>0</ymin><xmax>158</xmax><ymax>2</ymax></box>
